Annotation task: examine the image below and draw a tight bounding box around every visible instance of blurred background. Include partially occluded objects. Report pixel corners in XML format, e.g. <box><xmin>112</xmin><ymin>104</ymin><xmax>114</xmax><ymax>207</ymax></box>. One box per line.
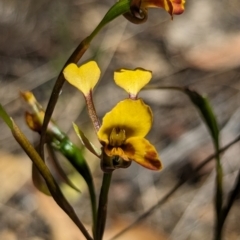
<box><xmin>1</xmin><ymin>0</ymin><xmax>240</xmax><ymax>239</ymax></box>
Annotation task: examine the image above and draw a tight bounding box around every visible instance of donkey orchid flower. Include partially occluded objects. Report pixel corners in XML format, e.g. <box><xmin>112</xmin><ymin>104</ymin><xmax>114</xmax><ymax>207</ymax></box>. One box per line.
<box><xmin>97</xmin><ymin>98</ymin><xmax>162</xmax><ymax>170</ymax></box>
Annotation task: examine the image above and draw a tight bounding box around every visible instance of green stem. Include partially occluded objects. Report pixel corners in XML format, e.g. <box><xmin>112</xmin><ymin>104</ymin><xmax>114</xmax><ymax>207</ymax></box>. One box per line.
<box><xmin>215</xmin><ymin>159</ymin><xmax>223</xmax><ymax>240</ymax></box>
<box><xmin>96</xmin><ymin>172</ymin><xmax>112</xmax><ymax>240</ymax></box>
<box><xmin>214</xmin><ymin>150</ymin><xmax>223</xmax><ymax>240</ymax></box>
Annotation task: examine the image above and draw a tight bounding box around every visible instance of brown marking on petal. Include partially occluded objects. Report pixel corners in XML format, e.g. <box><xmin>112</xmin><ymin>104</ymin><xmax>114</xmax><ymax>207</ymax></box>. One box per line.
<box><xmin>144</xmin><ymin>150</ymin><xmax>162</xmax><ymax>170</ymax></box>
<box><xmin>122</xmin><ymin>143</ymin><xmax>136</xmax><ymax>157</ymax></box>
<box><xmin>104</xmin><ymin>144</ymin><xmax>113</xmax><ymax>157</ymax></box>
<box><xmin>123</xmin><ymin>141</ymin><xmax>161</xmax><ymax>170</ymax></box>
<box><xmin>104</xmin><ymin>145</ymin><xmax>129</xmax><ymax>161</ymax></box>
<box><xmin>145</xmin><ymin>150</ymin><xmax>157</xmax><ymax>158</ymax></box>
<box><xmin>112</xmin><ymin>147</ymin><xmax>129</xmax><ymax>161</ymax></box>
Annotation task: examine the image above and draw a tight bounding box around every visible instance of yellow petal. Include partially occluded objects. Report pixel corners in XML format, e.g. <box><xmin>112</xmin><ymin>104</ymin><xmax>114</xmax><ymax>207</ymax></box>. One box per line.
<box><xmin>124</xmin><ymin>137</ymin><xmax>162</xmax><ymax>170</ymax></box>
<box><xmin>114</xmin><ymin>68</ymin><xmax>152</xmax><ymax>97</ymax></box>
<box><xmin>98</xmin><ymin>99</ymin><xmax>153</xmax><ymax>144</ymax></box>
<box><xmin>63</xmin><ymin>61</ymin><xmax>101</xmax><ymax>96</ymax></box>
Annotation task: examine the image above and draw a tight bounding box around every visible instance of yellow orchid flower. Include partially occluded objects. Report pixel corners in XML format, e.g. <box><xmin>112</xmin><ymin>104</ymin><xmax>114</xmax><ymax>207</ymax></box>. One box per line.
<box><xmin>63</xmin><ymin>61</ymin><xmax>101</xmax><ymax>96</ymax></box>
<box><xmin>141</xmin><ymin>0</ymin><xmax>185</xmax><ymax>16</ymax></box>
<box><xmin>114</xmin><ymin>68</ymin><xmax>152</xmax><ymax>99</ymax></box>
<box><xmin>97</xmin><ymin>98</ymin><xmax>162</xmax><ymax>170</ymax></box>
<box><xmin>63</xmin><ymin>61</ymin><xmax>162</xmax><ymax>171</ymax></box>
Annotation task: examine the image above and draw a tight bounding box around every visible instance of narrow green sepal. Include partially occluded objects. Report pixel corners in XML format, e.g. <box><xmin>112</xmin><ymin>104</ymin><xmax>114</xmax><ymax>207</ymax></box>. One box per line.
<box><xmin>73</xmin><ymin>122</ymin><xmax>101</xmax><ymax>157</ymax></box>
<box><xmin>184</xmin><ymin>88</ymin><xmax>219</xmax><ymax>148</ymax></box>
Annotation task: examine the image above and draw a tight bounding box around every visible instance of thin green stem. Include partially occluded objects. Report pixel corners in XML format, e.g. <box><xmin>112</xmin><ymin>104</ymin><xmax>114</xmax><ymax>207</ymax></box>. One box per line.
<box><xmin>96</xmin><ymin>172</ymin><xmax>112</xmax><ymax>240</ymax></box>
<box><xmin>212</xmin><ymin>119</ymin><xmax>223</xmax><ymax>240</ymax></box>
<box><xmin>89</xmin><ymin>178</ymin><xmax>97</xmax><ymax>239</ymax></box>
<box><xmin>214</xmin><ymin>152</ymin><xmax>223</xmax><ymax>240</ymax></box>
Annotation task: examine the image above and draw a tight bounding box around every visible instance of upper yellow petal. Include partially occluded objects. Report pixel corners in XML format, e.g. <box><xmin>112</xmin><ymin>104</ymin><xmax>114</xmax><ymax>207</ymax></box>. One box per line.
<box><xmin>98</xmin><ymin>99</ymin><xmax>153</xmax><ymax>144</ymax></box>
<box><xmin>114</xmin><ymin>68</ymin><xmax>152</xmax><ymax>97</ymax></box>
<box><xmin>63</xmin><ymin>61</ymin><xmax>101</xmax><ymax>96</ymax></box>
<box><xmin>124</xmin><ymin>137</ymin><xmax>162</xmax><ymax>170</ymax></box>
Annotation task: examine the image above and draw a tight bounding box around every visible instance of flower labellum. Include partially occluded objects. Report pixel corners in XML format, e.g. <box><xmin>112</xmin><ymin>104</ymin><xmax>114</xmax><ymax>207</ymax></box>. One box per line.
<box><xmin>98</xmin><ymin>98</ymin><xmax>162</xmax><ymax>170</ymax></box>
